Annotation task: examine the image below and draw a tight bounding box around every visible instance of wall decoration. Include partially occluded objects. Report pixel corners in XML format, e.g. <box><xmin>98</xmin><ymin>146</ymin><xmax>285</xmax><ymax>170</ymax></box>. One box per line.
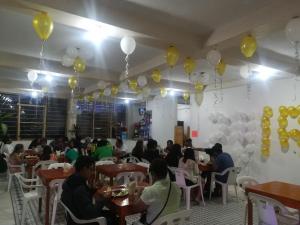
<box><xmin>261</xmin><ymin>106</ymin><xmax>273</xmax><ymax>158</ymax></box>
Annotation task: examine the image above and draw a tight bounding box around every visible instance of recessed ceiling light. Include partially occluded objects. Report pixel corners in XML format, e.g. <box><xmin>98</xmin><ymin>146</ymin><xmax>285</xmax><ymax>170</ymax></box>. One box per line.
<box><xmin>31</xmin><ymin>91</ymin><xmax>38</xmax><ymax>98</ymax></box>
<box><xmin>84</xmin><ymin>27</ymin><xmax>107</xmax><ymax>44</ymax></box>
<box><xmin>169</xmin><ymin>90</ymin><xmax>175</xmax><ymax>96</ymax></box>
<box><xmin>45</xmin><ymin>74</ymin><xmax>52</xmax><ymax>82</ymax></box>
<box><xmin>253</xmin><ymin>66</ymin><xmax>277</xmax><ymax>81</ymax></box>
<box><xmin>124</xmin><ymin>99</ymin><xmax>130</xmax><ymax>104</ymax></box>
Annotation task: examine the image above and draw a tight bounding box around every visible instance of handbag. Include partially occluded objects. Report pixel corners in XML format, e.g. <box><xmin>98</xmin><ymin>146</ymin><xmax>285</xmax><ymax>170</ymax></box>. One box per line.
<box><xmin>140</xmin><ymin>180</ymin><xmax>172</xmax><ymax>225</ymax></box>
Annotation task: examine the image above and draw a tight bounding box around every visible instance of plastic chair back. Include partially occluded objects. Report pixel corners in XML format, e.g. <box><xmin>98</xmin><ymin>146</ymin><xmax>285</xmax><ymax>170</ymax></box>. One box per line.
<box><xmin>96</xmin><ymin>160</ymin><xmax>115</xmax><ymax>166</ymax></box>
<box><xmin>32</xmin><ymin>160</ymin><xmax>57</xmax><ymax>177</ymax></box>
<box><xmin>152</xmin><ymin>209</ymin><xmax>192</xmax><ymax>225</ymax></box>
<box><xmin>249</xmin><ymin>193</ymin><xmax>291</xmax><ymax>225</ymax></box>
<box><xmin>100</xmin><ymin>157</ymin><xmax>117</xmax><ymax>162</ymax></box>
<box><xmin>175</xmin><ymin>168</ymin><xmax>188</xmax><ymax>187</ymax></box>
<box><xmin>116</xmin><ymin>171</ymin><xmax>145</xmax><ymax>184</ymax></box>
<box><xmin>141</xmin><ymin>158</ymin><xmax>150</xmax><ymax>164</ymax></box>
<box><xmin>226</xmin><ymin>167</ymin><xmax>239</xmax><ymax>185</ymax></box>
<box><xmin>49</xmin><ymin>179</ymin><xmax>65</xmax><ymax>199</ymax></box>
<box><xmin>48</xmin><ymin>163</ymin><xmax>72</xmax><ymax>170</ymax></box>
<box><xmin>122</xmin><ymin>156</ymin><xmax>140</xmax><ymax>163</ymax></box>
<box><xmin>60</xmin><ymin>201</ymin><xmax>107</xmax><ymax>225</ymax></box>
<box><xmin>236</xmin><ymin>176</ymin><xmax>258</xmax><ymax>193</ymax></box>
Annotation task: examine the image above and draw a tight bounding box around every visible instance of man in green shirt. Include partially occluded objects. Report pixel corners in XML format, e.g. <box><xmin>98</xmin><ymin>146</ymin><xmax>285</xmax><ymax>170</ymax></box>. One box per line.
<box><xmin>92</xmin><ymin>139</ymin><xmax>113</xmax><ymax>160</ymax></box>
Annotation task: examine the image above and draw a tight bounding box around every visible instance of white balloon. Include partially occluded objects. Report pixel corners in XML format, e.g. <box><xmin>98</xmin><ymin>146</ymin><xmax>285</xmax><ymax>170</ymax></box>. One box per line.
<box><xmin>240</xmin><ymin>65</ymin><xmax>250</xmax><ymax>79</ymax></box>
<box><xmin>62</xmin><ymin>55</ymin><xmax>74</xmax><ymax>67</ymax></box>
<box><xmin>119</xmin><ymin>81</ymin><xmax>129</xmax><ymax>92</ymax></box>
<box><xmin>79</xmin><ymin>48</ymin><xmax>94</xmax><ymax>61</ymax></box>
<box><xmin>285</xmin><ymin>17</ymin><xmax>300</xmax><ymax>43</ymax></box>
<box><xmin>240</xmin><ymin>153</ymin><xmax>249</xmax><ymax>163</ymax></box>
<box><xmin>27</xmin><ymin>70</ymin><xmax>38</xmax><ymax>82</ymax></box>
<box><xmin>120</xmin><ymin>36</ymin><xmax>136</xmax><ymax>55</ymax></box>
<box><xmin>66</xmin><ymin>46</ymin><xmax>79</xmax><ymax>58</ymax></box>
<box><xmin>206</xmin><ymin>50</ymin><xmax>221</xmax><ymax>66</ymax></box>
<box><xmin>209</xmin><ymin>113</ymin><xmax>218</xmax><ymax>124</ymax></box>
<box><xmin>93</xmin><ymin>92</ymin><xmax>99</xmax><ymax>100</ymax></box>
<box><xmin>97</xmin><ymin>81</ymin><xmax>108</xmax><ymax>89</ymax></box>
<box><xmin>137</xmin><ymin>75</ymin><xmax>147</xmax><ymax>87</ymax></box>
<box><xmin>245</xmin><ymin>144</ymin><xmax>256</xmax><ymax>154</ymax></box>
<box><xmin>103</xmin><ymin>88</ymin><xmax>111</xmax><ymax>96</ymax></box>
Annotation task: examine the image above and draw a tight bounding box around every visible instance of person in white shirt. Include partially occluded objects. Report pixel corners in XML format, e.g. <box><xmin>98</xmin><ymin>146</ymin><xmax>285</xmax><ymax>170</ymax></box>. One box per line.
<box><xmin>0</xmin><ymin>137</ymin><xmax>13</xmax><ymax>156</ymax></box>
<box><xmin>133</xmin><ymin>159</ymin><xmax>181</xmax><ymax>225</ymax></box>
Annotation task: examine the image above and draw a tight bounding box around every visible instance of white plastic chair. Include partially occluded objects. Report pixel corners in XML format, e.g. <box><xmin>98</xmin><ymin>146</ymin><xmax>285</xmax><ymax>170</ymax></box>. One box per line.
<box><xmin>116</xmin><ymin>171</ymin><xmax>145</xmax><ymax>184</ymax></box>
<box><xmin>209</xmin><ymin>167</ymin><xmax>239</xmax><ymax>205</ymax></box>
<box><xmin>60</xmin><ymin>201</ymin><xmax>107</xmax><ymax>225</ymax></box>
<box><xmin>50</xmin><ymin>179</ymin><xmax>65</xmax><ymax>225</ymax></box>
<box><xmin>4</xmin><ymin>157</ymin><xmax>25</xmax><ymax>191</ymax></box>
<box><xmin>48</xmin><ymin>162</ymin><xmax>72</xmax><ymax>170</ymax></box>
<box><xmin>141</xmin><ymin>158</ymin><xmax>150</xmax><ymax>164</ymax></box>
<box><xmin>32</xmin><ymin>160</ymin><xmax>57</xmax><ymax>178</ymax></box>
<box><xmin>15</xmin><ymin>172</ymin><xmax>43</xmax><ymax>225</ymax></box>
<box><xmin>122</xmin><ymin>156</ymin><xmax>140</xmax><ymax>163</ymax></box>
<box><xmin>100</xmin><ymin>157</ymin><xmax>117</xmax><ymax>162</ymax></box>
<box><xmin>136</xmin><ymin>162</ymin><xmax>150</xmax><ymax>168</ymax></box>
<box><xmin>95</xmin><ymin>160</ymin><xmax>115</xmax><ymax>166</ymax></box>
<box><xmin>152</xmin><ymin>209</ymin><xmax>192</xmax><ymax>225</ymax></box>
<box><xmin>249</xmin><ymin>193</ymin><xmax>299</xmax><ymax>225</ymax></box>
<box><xmin>175</xmin><ymin>168</ymin><xmax>205</xmax><ymax>209</ymax></box>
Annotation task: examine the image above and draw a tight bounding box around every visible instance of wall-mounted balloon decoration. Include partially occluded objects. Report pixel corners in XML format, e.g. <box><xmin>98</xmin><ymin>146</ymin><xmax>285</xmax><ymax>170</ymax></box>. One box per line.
<box><xmin>183</xmin><ymin>57</ymin><xmax>196</xmax><ymax>76</ymax></box>
<box><xmin>261</xmin><ymin>106</ymin><xmax>273</xmax><ymax>158</ymax></box>
<box><xmin>240</xmin><ymin>34</ymin><xmax>257</xmax><ymax>58</ymax></box>
<box><xmin>166</xmin><ymin>45</ymin><xmax>179</xmax><ymax>68</ymax></box>
<box><xmin>151</xmin><ymin>69</ymin><xmax>161</xmax><ymax>83</ymax></box>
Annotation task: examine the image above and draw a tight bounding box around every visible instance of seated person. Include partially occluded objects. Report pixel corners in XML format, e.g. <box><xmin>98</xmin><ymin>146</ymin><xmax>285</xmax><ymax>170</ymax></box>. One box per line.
<box><xmin>142</xmin><ymin>139</ymin><xmax>160</xmax><ymax>163</ymax></box>
<box><xmin>40</xmin><ymin>145</ymin><xmax>54</xmax><ymax>161</ymax></box>
<box><xmin>65</xmin><ymin>140</ymin><xmax>79</xmax><ymax>164</ymax></box>
<box><xmin>1</xmin><ymin>136</ymin><xmax>13</xmax><ymax>155</ymax></box>
<box><xmin>165</xmin><ymin>144</ymin><xmax>182</xmax><ymax>168</ymax></box>
<box><xmin>9</xmin><ymin>144</ymin><xmax>24</xmax><ymax>173</ymax></box>
<box><xmin>113</xmin><ymin>138</ymin><xmax>126</xmax><ymax>157</ymax></box>
<box><xmin>61</xmin><ymin>156</ymin><xmax>117</xmax><ymax>225</ymax></box>
<box><xmin>164</xmin><ymin>140</ymin><xmax>173</xmax><ymax>155</ymax></box>
<box><xmin>178</xmin><ymin>148</ymin><xmax>202</xmax><ymax>203</ymax></box>
<box><xmin>92</xmin><ymin>139</ymin><xmax>113</xmax><ymax>160</ymax></box>
<box><xmin>131</xmin><ymin>139</ymin><xmax>144</xmax><ymax>161</ymax></box>
<box><xmin>134</xmin><ymin>159</ymin><xmax>181</xmax><ymax>224</ymax></box>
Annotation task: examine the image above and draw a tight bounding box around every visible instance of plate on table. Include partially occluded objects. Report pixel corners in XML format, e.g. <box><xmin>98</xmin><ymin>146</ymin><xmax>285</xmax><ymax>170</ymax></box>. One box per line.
<box><xmin>112</xmin><ymin>188</ymin><xmax>129</xmax><ymax>197</ymax></box>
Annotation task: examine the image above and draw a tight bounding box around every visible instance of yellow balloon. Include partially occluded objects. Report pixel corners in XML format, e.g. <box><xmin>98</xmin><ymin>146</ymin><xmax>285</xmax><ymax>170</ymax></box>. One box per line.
<box><xmin>278</xmin><ymin>116</ymin><xmax>288</xmax><ymax>129</ymax></box>
<box><xmin>87</xmin><ymin>95</ymin><xmax>94</xmax><ymax>103</ymax></box>
<box><xmin>289</xmin><ymin>129</ymin><xmax>300</xmax><ymax>141</ymax></box>
<box><xmin>298</xmin><ymin>116</ymin><xmax>300</xmax><ymax>125</ymax></box>
<box><xmin>288</xmin><ymin>106</ymin><xmax>299</xmax><ymax>118</ymax></box>
<box><xmin>261</xmin><ymin>147</ymin><xmax>270</xmax><ymax>157</ymax></box>
<box><xmin>78</xmin><ymin>95</ymin><xmax>84</xmax><ymax>101</ymax></box>
<box><xmin>262</xmin><ymin>137</ymin><xmax>270</xmax><ymax>147</ymax></box>
<box><xmin>297</xmin><ymin>105</ymin><xmax>300</xmax><ymax>113</ymax></box>
<box><xmin>68</xmin><ymin>76</ymin><xmax>78</xmax><ymax>90</ymax></box>
<box><xmin>32</xmin><ymin>12</ymin><xmax>54</xmax><ymax>41</ymax></box>
<box><xmin>277</xmin><ymin>128</ymin><xmax>289</xmax><ymax>138</ymax></box>
<box><xmin>262</xmin><ymin>127</ymin><xmax>271</xmax><ymax>137</ymax></box>
<box><xmin>73</xmin><ymin>57</ymin><xmax>86</xmax><ymax>73</ymax></box>
<box><xmin>160</xmin><ymin>88</ymin><xmax>168</xmax><ymax>97</ymax></box>
<box><xmin>279</xmin><ymin>106</ymin><xmax>288</xmax><ymax>117</ymax></box>
<box><xmin>194</xmin><ymin>82</ymin><xmax>204</xmax><ymax>93</ymax></box>
<box><xmin>183</xmin><ymin>57</ymin><xmax>196</xmax><ymax>75</ymax></box>
<box><xmin>263</xmin><ymin>106</ymin><xmax>273</xmax><ymax>118</ymax></box>
<box><xmin>166</xmin><ymin>45</ymin><xmax>179</xmax><ymax>68</ymax></box>
<box><xmin>151</xmin><ymin>69</ymin><xmax>161</xmax><ymax>83</ymax></box>
<box><xmin>280</xmin><ymin>138</ymin><xmax>289</xmax><ymax>149</ymax></box>
<box><xmin>99</xmin><ymin>89</ymin><xmax>104</xmax><ymax>97</ymax></box>
<box><xmin>183</xmin><ymin>92</ymin><xmax>190</xmax><ymax>102</ymax></box>
<box><xmin>129</xmin><ymin>80</ymin><xmax>138</xmax><ymax>91</ymax></box>
<box><xmin>297</xmin><ymin>141</ymin><xmax>300</xmax><ymax>148</ymax></box>
<box><xmin>111</xmin><ymin>85</ymin><xmax>119</xmax><ymax>96</ymax></box>
<box><xmin>240</xmin><ymin>34</ymin><xmax>257</xmax><ymax>58</ymax></box>
<box><xmin>261</xmin><ymin>119</ymin><xmax>270</xmax><ymax>128</ymax></box>
<box><xmin>215</xmin><ymin>59</ymin><xmax>226</xmax><ymax>76</ymax></box>
<box><xmin>42</xmin><ymin>86</ymin><xmax>48</xmax><ymax>93</ymax></box>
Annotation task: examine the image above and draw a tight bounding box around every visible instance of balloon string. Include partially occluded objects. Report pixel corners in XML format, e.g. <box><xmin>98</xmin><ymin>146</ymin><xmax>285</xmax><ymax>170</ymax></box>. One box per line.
<box><xmin>39</xmin><ymin>40</ymin><xmax>45</xmax><ymax>70</ymax></box>
<box><xmin>214</xmin><ymin>70</ymin><xmax>218</xmax><ymax>105</ymax></box>
<box><xmin>247</xmin><ymin>64</ymin><xmax>252</xmax><ymax>100</ymax></box>
<box><xmin>125</xmin><ymin>54</ymin><xmax>129</xmax><ymax>80</ymax></box>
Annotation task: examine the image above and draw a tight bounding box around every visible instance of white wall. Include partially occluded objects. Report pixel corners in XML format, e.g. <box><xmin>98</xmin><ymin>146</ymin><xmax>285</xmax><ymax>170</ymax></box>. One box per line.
<box><xmin>185</xmin><ymin>77</ymin><xmax>300</xmax><ymax>184</ymax></box>
<box><xmin>177</xmin><ymin>104</ymin><xmax>192</xmax><ymax>135</ymax></box>
<box><xmin>147</xmin><ymin>96</ymin><xmax>177</xmax><ymax>147</ymax></box>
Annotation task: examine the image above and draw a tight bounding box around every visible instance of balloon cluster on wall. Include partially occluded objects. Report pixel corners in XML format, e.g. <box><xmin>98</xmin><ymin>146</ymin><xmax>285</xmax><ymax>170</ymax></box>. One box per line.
<box><xmin>261</xmin><ymin>106</ymin><xmax>273</xmax><ymax>158</ymax></box>
<box><xmin>278</xmin><ymin>105</ymin><xmax>300</xmax><ymax>151</ymax></box>
<box><xmin>208</xmin><ymin>112</ymin><xmax>259</xmax><ymax>173</ymax></box>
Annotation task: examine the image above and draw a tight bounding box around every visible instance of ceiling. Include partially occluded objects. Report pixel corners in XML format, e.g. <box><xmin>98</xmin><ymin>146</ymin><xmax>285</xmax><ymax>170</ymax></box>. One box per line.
<box><xmin>0</xmin><ymin>0</ymin><xmax>299</xmax><ymax>99</ymax></box>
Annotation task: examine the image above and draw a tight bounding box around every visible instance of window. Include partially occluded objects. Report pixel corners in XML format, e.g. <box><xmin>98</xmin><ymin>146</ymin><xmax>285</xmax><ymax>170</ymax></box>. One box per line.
<box><xmin>0</xmin><ymin>92</ymin><xmax>67</xmax><ymax>140</ymax></box>
<box><xmin>76</xmin><ymin>100</ymin><xmax>127</xmax><ymax>138</ymax></box>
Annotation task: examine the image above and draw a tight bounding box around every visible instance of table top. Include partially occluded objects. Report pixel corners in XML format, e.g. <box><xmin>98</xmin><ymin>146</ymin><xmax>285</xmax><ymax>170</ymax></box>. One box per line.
<box><xmin>38</xmin><ymin>168</ymin><xmax>74</xmax><ymax>186</ymax></box>
<box><xmin>246</xmin><ymin>181</ymin><xmax>300</xmax><ymax>209</ymax></box>
<box><xmin>198</xmin><ymin>163</ymin><xmax>214</xmax><ymax>172</ymax></box>
<box><xmin>96</xmin><ymin>163</ymin><xmax>148</xmax><ymax>177</ymax></box>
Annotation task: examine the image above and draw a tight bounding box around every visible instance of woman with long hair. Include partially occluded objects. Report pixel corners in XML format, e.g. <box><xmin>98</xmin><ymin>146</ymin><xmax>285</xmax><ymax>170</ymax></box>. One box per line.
<box><xmin>131</xmin><ymin>139</ymin><xmax>144</xmax><ymax>161</ymax></box>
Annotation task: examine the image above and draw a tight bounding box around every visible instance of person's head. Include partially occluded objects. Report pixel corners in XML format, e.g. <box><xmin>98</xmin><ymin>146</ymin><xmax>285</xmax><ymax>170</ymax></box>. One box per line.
<box><xmin>116</xmin><ymin>138</ymin><xmax>123</xmax><ymax>148</ymax></box>
<box><xmin>171</xmin><ymin>144</ymin><xmax>182</xmax><ymax>156</ymax></box>
<box><xmin>167</xmin><ymin>140</ymin><xmax>173</xmax><ymax>148</ymax></box>
<box><xmin>185</xmin><ymin>138</ymin><xmax>192</xmax><ymax>148</ymax></box>
<box><xmin>212</xmin><ymin>143</ymin><xmax>223</xmax><ymax>156</ymax></box>
<box><xmin>147</xmin><ymin>139</ymin><xmax>156</xmax><ymax>150</ymax></box>
<box><xmin>74</xmin><ymin>156</ymin><xmax>95</xmax><ymax>180</ymax></box>
<box><xmin>40</xmin><ymin>138</ymin><xmax>47</xmax><ymax>146</ymax></box>
<box><xmin>41</xmin><ymin>145</ymin><xmax>52</xmax><ymax>160</ymax></box>
<box><xmin>2</xmin><ymin>136</ymin><xmax>11</xmax><ymax>144</ymax></box>
<box><xmin>183</xmin><ymin>147</ymin><xmax>195</xmax><ymax>163</ymax></box>
<box><xmin>12</xmin><ymin>144</ymin><xmax>24</xmax><ymax>155</ymax></box>
<box><xmin>69</xmin><ymin>140</ymin><xmax>75</xmax><ymax>148</ymax></box>
<box><xmin>149</xmin><ymin>159</ymin><xmax>168</xmax><ymax>183</ymax></box>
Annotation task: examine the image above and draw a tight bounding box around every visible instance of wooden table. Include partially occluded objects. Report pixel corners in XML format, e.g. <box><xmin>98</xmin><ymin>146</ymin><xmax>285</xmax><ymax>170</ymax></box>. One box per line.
<box><xmin>38</xmin><ymin>168</ymin><xmax>74</xmax><ymax>225</ymax></box>
<box><xmin>246</xmin><ymin>181</ymin><xmax>300</xmax><ymax>225</ymax></box>
<box><xmin>96</xmin><ymin>163</ymin><xmax>148</xmax><ymax>185</ymax></box>
<box><xmin>98</xmin><ymin>183</ymin><xmax>148</xmax><ymax>225</ymax></box>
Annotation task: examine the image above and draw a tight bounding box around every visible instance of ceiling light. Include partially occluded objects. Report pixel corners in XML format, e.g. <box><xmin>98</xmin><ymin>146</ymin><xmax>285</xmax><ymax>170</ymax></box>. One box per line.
<box><xmin>31</xmin><ymin>91</ymin><xmax>38</xmax><ymax>98</ymax></box>
<box><xmin>124</xmin><ymin>99</ymin><xmax>130</xmax><ymax>104</ymax></box>
<box><xmin>84</xmin><ymin>28</ymin><xmax>107</xmax><ymax>44</ymax></box>
<box><xmin>253</xmin><ymin>66</ymin><xmax>277</xmax><ymax>81</ymax></box>
<box><xmin>45</xmin><ymin>74</ymin><xmax>52</xmax><ymax>82</ymax></box>
<box><xmin>169</xmin><ymin>90</ymin><xmax>175</xmax><ymax>96</ymax></box>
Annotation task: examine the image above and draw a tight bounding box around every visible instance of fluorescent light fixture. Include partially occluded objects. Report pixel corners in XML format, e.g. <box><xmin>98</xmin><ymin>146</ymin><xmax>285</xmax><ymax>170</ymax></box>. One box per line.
<box><xmin>124</xmin><ymin>99</ymin><xmax>130</xmax><ymax>104</ymax></box>
<box><xmin>169</xmin><ymin>90</ymin><xmax>175</xmax><ymax>96</ymax></box>
<box><xmin>31</xmin><ymin>91</ymin><xmax>38</xmax><ymax>98</ymax></box>
<box><xmin>253</xmin><ymin>66</ymin><xmax>277</xmax><ymax>81</ymax></box>
<box><xmin>84</xmin><ymin>27</ymin><xmax>107</xmax><ymax>44</ymax></box>
<box><xmin>45</xmin><ymin>74</ymin><xmax>52</xmax><ymax>82</ymax></box>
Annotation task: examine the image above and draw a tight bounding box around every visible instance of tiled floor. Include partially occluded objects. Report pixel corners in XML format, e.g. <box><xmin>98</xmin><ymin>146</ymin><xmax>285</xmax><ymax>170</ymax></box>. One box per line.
<box><xmin>6</xmin><ymin>174</ymin><xmax>257</xmax><ymax>225</ymax></box>
<box><xmin>0</xmin><ymin>173</ymin><xmax>15</xmax><ymax>225</ymax></box>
